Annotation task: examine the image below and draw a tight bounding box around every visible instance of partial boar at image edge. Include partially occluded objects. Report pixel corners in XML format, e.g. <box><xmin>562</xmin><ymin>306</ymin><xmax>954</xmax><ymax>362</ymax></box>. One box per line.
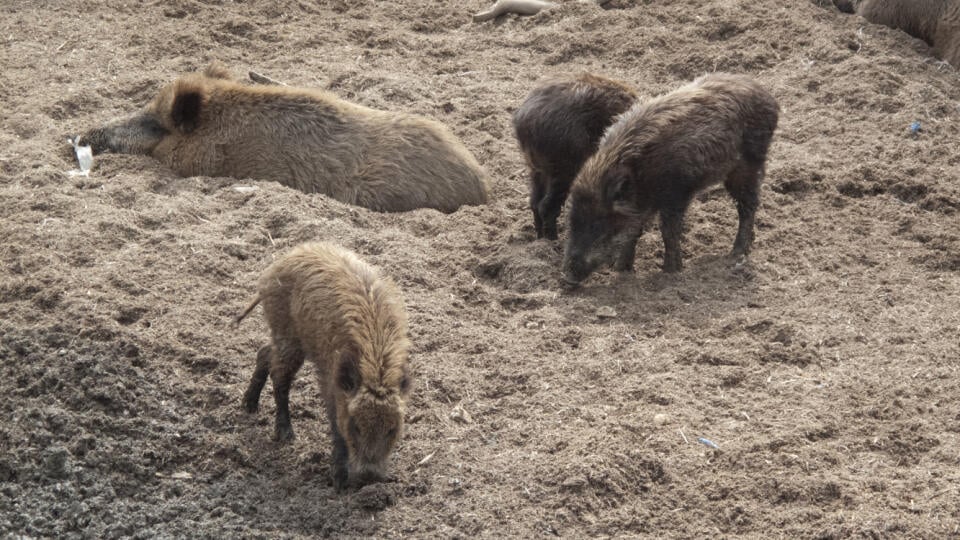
<box><xmin>836</xmin><ymin>0</ymin><xmax>960</xmax><ymax>66</ymax></box>
<box><xmin>561</xmin><ymin>73</ymin><xmax>779</xmax><ymax>284</ymax></box>
<box><xmin>80</xmin><ymin>64</ymin><xmax>490</xmax><ymax>213</ymax></box>
<box><xmin>235</xmin><ymin>242</ymin><xmax>412</xmax><ymax>492</ymax></box>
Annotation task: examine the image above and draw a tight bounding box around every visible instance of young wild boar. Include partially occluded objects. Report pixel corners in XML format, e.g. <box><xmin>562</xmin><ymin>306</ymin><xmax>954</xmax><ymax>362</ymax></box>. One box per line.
<box><xmin>80</xmin><ymin>65</ymin><xmax>490</xmax><ymax>213</ymax></box>
<box><xmin>513</xmin><ymin>73</ymin><xmax>638</xmax><ymax>239</ymax></box>
<box><xmin>235</xmin><ymin>242</ymin><xmax>412</xmax><ymax>490</ymax></box>
<box><xmin>562</xmin><ymin>73</ymin><xmax>779</xmax><ymax>284</ymax></box>
<box><xmin>835</xmin><ymin>0</ymin><xmax>960</xmax><ymax>66</ymax></box>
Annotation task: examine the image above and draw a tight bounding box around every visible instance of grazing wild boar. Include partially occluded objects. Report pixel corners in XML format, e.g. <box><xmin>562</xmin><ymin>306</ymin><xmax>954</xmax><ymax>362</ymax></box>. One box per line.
<box><xmin>835</xmin><ymin>0</ymin><xmax>960</xmax><ymax>66</ymax></box>
<box><xmin>562</xmin><ymin>73</ymin><xmax>779</xmax><ymax>284</ymax></box>
<box><xmin>235</xmin><ymin>242</ymin><xmax>412</xmax><ymax>490</ymax></box>
<box><xmin>81</xmin><ymin>64</ymin><xmax>490</xmax><ymax>213</ymax></box>
<box><xmin>513</xmin><ymin>73</ymin><xmax>638</xmax><ymax>239</ymax></box>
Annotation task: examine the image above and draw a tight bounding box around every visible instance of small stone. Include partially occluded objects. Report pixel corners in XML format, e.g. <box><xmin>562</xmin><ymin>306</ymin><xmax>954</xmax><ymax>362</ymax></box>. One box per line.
<box><xmin>653</xmin><ymin>413</ymin><xmax>669</xmax><ymax>426</ymax></box>
<box><xmin>43</xmin><ymin>446</ymin><xmax>71</xmax><ymax>479</ymax></box>
<box><xmin>560</xmin><ymin>475</ymin><xmax>587</xmax><ymax>492</ymax></box>
<box><xmin>449</xmin><ymin>405</ymin><xmax>472</xmax><ymax>424</ymax></box>
<box><xmin>595</xmin><ymin>306</ymin><xmax>617</xmax><ymax>319</ymax></box>
<box><xmin>772</xmin><ymin>328</ymin><xmax>793</xmax><ymax>346</ymax></box>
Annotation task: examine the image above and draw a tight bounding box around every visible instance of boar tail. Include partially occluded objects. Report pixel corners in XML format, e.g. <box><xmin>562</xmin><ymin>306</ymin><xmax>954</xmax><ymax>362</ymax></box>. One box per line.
<box><xmin>234</xmin><ymin>294</ymin><xmax>261</xmax><ymax>326</ymax></box>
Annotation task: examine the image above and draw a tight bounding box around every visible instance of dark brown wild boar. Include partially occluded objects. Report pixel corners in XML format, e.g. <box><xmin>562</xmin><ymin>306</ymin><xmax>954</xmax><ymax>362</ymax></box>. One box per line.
<box><xmin>80</xmin><ymin>65</ymin><xmax>490</xmax><ymax>213</ymax></box>
<box><xmin>562</xmin><ymin>73</ymin><xmax>779</xmax><ymax>284</ymax></box>
<box><xmin>835</xmin><ymin>0</ymin><xmax>960</xmax><ymax>66</ymax></box>
<box><xmin>512</xmin><ymin>73</ymin><xmax>638</xmax><ymax>239</ymax></box>
<box><xmin>236</xmin><ymin>242</ymin><xmax>412</xmax><ymax>490</ymax></box>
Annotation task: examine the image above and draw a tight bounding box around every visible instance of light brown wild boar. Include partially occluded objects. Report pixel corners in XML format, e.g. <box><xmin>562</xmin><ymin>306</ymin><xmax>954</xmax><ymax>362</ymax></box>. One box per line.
<box><xmin>563</xmin><ymin>73</ymin><xmax>779</xmax><ymax>284</ymax></box>
<box><xmin>835</xmin><ymin>0</ymin><xmax>960</xmax><ymax>66</ymax></box>
<box><xmin>235</xmin><ymin>242</ymin><xmax>412</xmax><ymax>491</ymax></box>
<box><xmin>513</xmin><ymin>73</ymin><xmax>638</xmax><ymax>240</ymax></box>
<box><xmin>80</xmin><ymin>65</ymin><xmax>490</xmax><ymax>213</ymax></box>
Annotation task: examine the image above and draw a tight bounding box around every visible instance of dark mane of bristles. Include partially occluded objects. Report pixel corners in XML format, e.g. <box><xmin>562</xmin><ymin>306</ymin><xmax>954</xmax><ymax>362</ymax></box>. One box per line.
<box><xmin>333</xmin><ymin>256</ymin><xmax>410</xmax><ymax>396</ymax></box>
<box><xmin>573</xmin><ymin>72</ymin><xmax>639</xmax><ymax>100</ymax></box>
<box><xmin>571</xmin><ymin>80</ymin><xmax>713</xmax><ymax>197</ymax></box>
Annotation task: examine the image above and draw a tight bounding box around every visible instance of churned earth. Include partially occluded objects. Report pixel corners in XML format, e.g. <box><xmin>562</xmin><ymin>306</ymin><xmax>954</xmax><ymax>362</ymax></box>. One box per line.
<box><xmin>1</xmin><ymin>0</ymin><xmax>959</xmax><ymax>537</ymax></box>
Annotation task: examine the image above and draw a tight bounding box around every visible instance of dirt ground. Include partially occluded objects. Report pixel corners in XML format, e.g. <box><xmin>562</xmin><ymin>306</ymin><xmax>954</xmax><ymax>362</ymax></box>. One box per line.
<box><xmin>2</xmin><ymin>0</ymin><xmax>960</xmax><ymax>537</ymax></box>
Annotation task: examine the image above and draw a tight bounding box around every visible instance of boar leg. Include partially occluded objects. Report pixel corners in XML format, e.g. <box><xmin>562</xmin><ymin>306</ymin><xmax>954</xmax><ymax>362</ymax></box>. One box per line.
<box><xmin>659</xmin><ymin>207</ymin><xmax>687</xmax><ymax>273</ymax></box>
<box><xmin>529</xmin><ymin>171</ymin><xmax>546</xmax><ymax>238</ymax></box>
<box><xmin>269</xmin><ymin>339</ymin><xmax>305</xmax><ymax>442</ymax></box>
<box><xmin>726</xmin><ymin>162</ymin><xmax>762</xmax><ymax>258</ymax></box>
<box><xmin>242</xmin><ymin>345</ymin><xmax>272</xmax><ymax>413</ymax></box>
<box><xmin>613</xmin><ymin>231</ymin><xmax>641</xmax><ymax>273</ymax></box>
<box><xmin>325</xmin><ymin>400</ymin><xmax>350</xmax><ymax>491</ymax></box>
<box><xmin>614</xmin><ymin>213</ymin><xmax>653</xmax><ymax>272</ymax></box>
<box><xmin>537</xmin><ymin>183</ymin><xmax>571</xmax><ymax>241</ymax></box>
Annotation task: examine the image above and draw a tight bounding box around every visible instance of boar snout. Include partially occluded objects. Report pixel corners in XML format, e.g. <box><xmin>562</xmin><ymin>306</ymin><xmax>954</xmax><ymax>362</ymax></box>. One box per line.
<box><xmin>81</xmin><ymin>113</ymin><xmax>167</xmax><ymax>155</ymax></box>
<box><xmin>562</xmin><ymin>252</ymin><xmax>596</xmax><ymax>286</ymax></box>
<box><xmin>350</xmin><ymin>461</ymin><xmax>389</xmax><ymax>488</ymax></box>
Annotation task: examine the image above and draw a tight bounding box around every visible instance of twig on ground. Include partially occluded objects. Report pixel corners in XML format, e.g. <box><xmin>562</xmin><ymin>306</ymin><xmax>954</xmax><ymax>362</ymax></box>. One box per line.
<box><xmin>472</xmin><ymin>0</ymin><xmax>557</xmax><ymax>23</ymax></box>
<box><xmin>248</xmin><ymin>71</ymin><xmax>287</xmax><ymax>86</ymax></box>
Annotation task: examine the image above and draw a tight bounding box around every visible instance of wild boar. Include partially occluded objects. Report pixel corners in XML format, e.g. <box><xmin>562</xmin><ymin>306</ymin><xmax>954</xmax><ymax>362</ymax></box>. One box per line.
<box><xmin>512</xmin><ymin>73</ymin><xmax>638</xmax><ymax>239</ymax></box>
<box><xmin>80</xmin><ymin>65</ymin><xmax>490</xmax><ymax>213</ymax></box>
<box><xmin>562</xmin><ymin>73</ymin><xmax>779</xmax><ymax>284</ymax></box>
<box><xmin>236</xmin><ymin>242</ymin><xmax>412</xmax><ymax>490</ymax></box>
<box><xmin>835</xmin><ymin>0</ymin><xmax>960</xmax><ymax>66</ymax></box>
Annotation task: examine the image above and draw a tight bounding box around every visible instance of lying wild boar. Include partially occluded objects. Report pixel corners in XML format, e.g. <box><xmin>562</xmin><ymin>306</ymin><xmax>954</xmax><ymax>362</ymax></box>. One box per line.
<box><xmin>513</xmin><ymin>73</ymin><xmax>637</xmax><ymax>239</ymax></box>
<box><xmin>81</xmin><ymin>65</ymin><xmax>490</xmax><ymax>213</ymax></box>
<box><xmin>835</xmin><ymin>0</ymin><xmax>960</xmax><ymax>66</ymax></box>
<box><xmin>236</xmin><ymin>242</ymin><xmax>412</xmax><ymax>490</ymax></box>
<box><xmin>562</xmin><ymin>73</ymin><xmax>779</xmax><ymax>283</ymax></box>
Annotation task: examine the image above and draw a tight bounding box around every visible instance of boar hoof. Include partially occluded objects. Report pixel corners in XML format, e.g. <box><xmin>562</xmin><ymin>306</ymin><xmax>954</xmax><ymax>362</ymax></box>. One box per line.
<box><xmin>332</xmin><ymin>467</ymin><xmax>350</xmax><ymax>492</ymax></box>
<box><xmin>273</xmin><ymin>424</ymin><xmax>295</xmax><ymax>442</ymax></box>
<box><xmin>561</xmin><ymin>278</ymin><xmax>582</xmax><ymax>290</ymax></box>
<box><xmin>241</xmin><ymin>397</ymin><xmax>259</xmax><ymax>414</ymax></box>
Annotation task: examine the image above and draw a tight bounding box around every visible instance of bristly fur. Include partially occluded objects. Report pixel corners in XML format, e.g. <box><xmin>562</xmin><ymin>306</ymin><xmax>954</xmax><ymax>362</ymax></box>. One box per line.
<box><xmin>258</xmin><ymin>242</ymin><xmax>411</xmax><ymax>393</ymax></box>
<box><xmin>849</xmin><ymin>0</ymin><xmax>960</xmax><ymax>66</ymax></box>
<box><xmin>513</xmin><ymin>72</ymin><xmax>638</xmax><ymax>239</ymax></box>
<box><xmin>332</xmin><ymin>252</ymin><xmax>411</xmax><ymax>397</ymax></box>
<box><xmin>564</xmin><ymin>73</ymin><xmax>779</xmax><ymax>279</ymax></box>
<box><xmin>81</xmin><ymin>64</ymin><xmax>490</xmax><ymax>213</ymax></box>
<box><xmin>239</xmin><ymin>242</ymin><xmax>411</xmax><ymax>490</ymax></box>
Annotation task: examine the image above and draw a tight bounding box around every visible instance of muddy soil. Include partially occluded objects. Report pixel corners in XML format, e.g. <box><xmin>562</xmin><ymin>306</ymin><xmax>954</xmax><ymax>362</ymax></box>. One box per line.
<box><xmin>1</xmin><ymin>0</ymin><xmax>959</xmax><ymax>537</ymax></box>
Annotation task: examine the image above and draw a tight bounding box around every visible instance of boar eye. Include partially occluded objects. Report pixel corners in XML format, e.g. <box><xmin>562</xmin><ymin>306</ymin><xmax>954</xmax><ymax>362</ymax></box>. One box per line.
<box><xmin>387</xmin><ymin>428</ymin><xmax>398</xmax><ymax>440</ymax></box>
<box><xmin>400</xmin><ymin>375</ymin><xmax>411</xmax><ymax>393</ymax></box>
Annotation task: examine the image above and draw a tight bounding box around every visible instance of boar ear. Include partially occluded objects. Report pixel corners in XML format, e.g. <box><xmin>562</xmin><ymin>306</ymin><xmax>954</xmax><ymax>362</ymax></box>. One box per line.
<box><xmin>170</xmin><ymin>89</ymin><xmax>204</xmax><ymax>134</ymax></box>
<box><xmin>337</xmin><ymin>348</ymin><xmax>360</xmax><ymax>395</ymax></box>
<box><xmin>603</xmin><ymin>163</ymin><xmax>632</xmax><ymax>204</ymax></box>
